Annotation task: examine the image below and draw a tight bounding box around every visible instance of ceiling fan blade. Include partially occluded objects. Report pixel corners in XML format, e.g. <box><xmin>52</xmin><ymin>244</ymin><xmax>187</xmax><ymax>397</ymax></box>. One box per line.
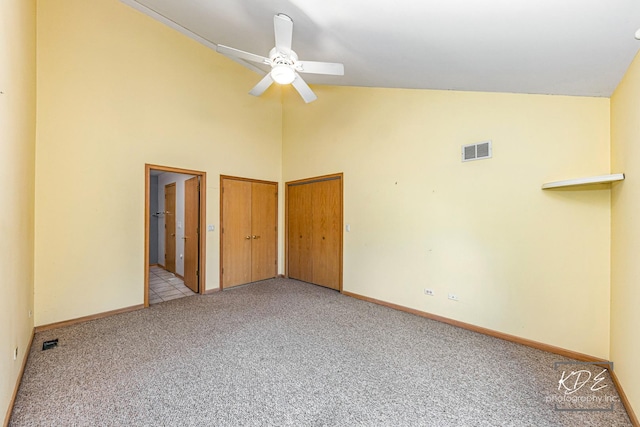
<box><xmin>291</xmin><ymin>73</ymin><xmax>317</xmax><ymax>103</ymax></box>
<box><xmin>274</xmin><ymin>14</ymin><xmax>293</xmax><ymax>54</ymax></box>
<box><xmin>249</xmin><ymin>73</ymin><xmax>274</xmax><ymax>97</ymax></box>
<box><xmin>226</xmin><ymin>57</ymin><xmax>267</xmax><ymax>75</ymax></box>
<box><xmin>296</xmin><ymin>60</ymin><xmax>344</xmax><ymax>76</ymax></box>
<box><xmin>216</xmin><ymin>44</ymin><xmax>269</xmax><ymax>65</ymax></box>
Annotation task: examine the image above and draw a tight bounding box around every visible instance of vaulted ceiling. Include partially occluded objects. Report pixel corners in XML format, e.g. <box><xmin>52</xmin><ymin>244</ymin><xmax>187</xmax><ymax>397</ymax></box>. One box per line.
<box><xmin>121</xmin><ymin>0</ymin><xmax>640</xmax><ymax>97</ymax></box>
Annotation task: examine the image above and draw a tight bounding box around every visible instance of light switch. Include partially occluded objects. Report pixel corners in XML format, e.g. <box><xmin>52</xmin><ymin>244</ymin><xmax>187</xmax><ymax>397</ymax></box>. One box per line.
<box><xmin>208</xmin><ymin>225</ymin><xmax>215</xmax><ymax>232</ymax></box>
<box><xmin>346</xmin><ymin>224</ymin><xmax>351</xmax><ymax>232</ymax></box>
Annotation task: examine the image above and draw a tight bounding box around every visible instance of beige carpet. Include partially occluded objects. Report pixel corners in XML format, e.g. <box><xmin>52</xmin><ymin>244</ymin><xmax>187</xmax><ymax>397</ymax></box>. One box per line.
<box><xmin>10</xmin><ymin>278</ymin><xmax>632</xmax><ymax>426</ymax></box>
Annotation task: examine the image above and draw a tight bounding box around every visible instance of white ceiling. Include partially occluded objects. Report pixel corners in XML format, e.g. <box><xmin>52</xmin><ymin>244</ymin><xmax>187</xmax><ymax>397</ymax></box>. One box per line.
<box><xmin>121</xmin><ymin>0</ymin><xmax>640</xmax><ymax>97</ymax></box>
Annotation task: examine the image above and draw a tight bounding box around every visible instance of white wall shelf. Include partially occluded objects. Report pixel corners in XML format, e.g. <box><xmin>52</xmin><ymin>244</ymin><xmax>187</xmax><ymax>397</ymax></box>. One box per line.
<box><xmin>542</xmin><ymin>173</ymin><xmax>625</xmax><ymax>190</ymax></box>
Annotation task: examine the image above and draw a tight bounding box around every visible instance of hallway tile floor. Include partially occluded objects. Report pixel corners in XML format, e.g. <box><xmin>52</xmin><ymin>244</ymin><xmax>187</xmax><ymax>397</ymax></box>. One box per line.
<box><xmin>149</xmin><ymin>265</ymin><xmax>196</xmax><ymax>304</ymax></box>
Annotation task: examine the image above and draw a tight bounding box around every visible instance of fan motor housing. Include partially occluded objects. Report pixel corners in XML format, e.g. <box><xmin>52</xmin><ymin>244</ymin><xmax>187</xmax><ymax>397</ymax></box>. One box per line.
<box><xmin>269</xmin><ymin>47</ymin><xmax>297</xmax><ymax>67</ymax></box>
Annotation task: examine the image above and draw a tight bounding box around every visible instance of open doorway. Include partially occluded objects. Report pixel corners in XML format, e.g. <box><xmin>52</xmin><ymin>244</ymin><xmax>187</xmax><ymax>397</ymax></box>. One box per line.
<box><xmin>145</xmin><ymin>164</ymin><xmax>207</xmax><ymax>307</ymax></box>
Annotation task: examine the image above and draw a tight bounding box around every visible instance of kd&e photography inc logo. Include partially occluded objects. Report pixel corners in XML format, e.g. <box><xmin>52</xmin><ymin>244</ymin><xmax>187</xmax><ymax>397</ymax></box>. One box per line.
<box><xmin>546</xmin><ymin>361</ymin><xmax>619</xmax><ymax>412</ymax></box>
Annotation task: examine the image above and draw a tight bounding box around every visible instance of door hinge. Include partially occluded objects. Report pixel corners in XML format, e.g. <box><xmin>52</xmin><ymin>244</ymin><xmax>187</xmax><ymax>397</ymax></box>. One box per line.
<box><xmin>196</xmin><ymin>270</ymin><xmax>199</xmax><ymax>277</ymax></box>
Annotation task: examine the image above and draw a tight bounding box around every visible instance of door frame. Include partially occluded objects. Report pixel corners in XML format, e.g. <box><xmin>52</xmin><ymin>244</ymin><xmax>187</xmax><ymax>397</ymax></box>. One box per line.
<box><xmin>145</xmin><ymin>164</ymin><xmax>207</xmax><ymax>307</ymax></box>
<box><xmin>219</xmin><ymin>175</ymin><xmax>279</xmax><ymax>290</ymax></box>
<box><xmin>285</xmin><ymin>173</ymin><xmax>344</xmax><ymax>292</ymax></box>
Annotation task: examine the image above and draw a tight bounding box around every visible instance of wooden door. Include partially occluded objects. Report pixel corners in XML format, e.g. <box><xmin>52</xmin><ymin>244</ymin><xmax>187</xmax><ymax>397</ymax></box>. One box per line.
<box><xmin>311</xmin><ymin>178</ymin><xmax>342</xmax><ymax>290</ymax></box>
<box><xmin>164</xmin><ymin>183</ymin><xmax>176</xmax><ymax>273</ymax></box>
<box><xmin>250</xmin><ymin>182</ymin><xmax>278</xmax><ymax>282</ymax></box>
<box><xmin>286</xmin><ymin>174</ymin><xmax>342</xmax><ymax>291</ymax></box>
<box><xmin>287</xmin><ymin>184</ymin><xmax>313</xmax><ymax>283</ymax></box>
<box><xmin>184</xmin><ymin>176</ymin><xmax>199</xmax><ymax>293</ymax></box>
<box><xmin>222</xmin><ymin>179</ymin><xmax>252</xmax><ymax>288</ymax></box>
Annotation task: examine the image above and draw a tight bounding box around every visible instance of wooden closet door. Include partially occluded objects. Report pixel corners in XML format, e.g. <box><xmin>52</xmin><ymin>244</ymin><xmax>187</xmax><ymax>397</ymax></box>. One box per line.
<box><xmin>311</xmin><ymin>179</ymin><xmax>341</xmax><ymax>290</ymax></box>
<box><xmin>221</xmin><ymin>179</ymin><xmax>252</xmax><ymax>288</ymax></box>
<box><xmin>287</xmin><ymin>184</ymin><xmax>313</xmax><ymax>283</ymax></box>
<box><xmin>251</xmin><ymin>182</ymin><xmax>277</xmax><ymax>282</ymax></box>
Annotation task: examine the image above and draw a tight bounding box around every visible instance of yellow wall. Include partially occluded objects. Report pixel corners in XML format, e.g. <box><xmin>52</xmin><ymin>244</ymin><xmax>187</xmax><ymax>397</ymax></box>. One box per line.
<box><xmin>0</xmin><ymin>0</ymin><xmax>36</xmax><ymax>421</ymax></box>
<box><xmin>611</xmin><ymin>51</ymin><xmax>640</xmax><ymax>416</ymax></box>
<box><xmin>31</xmin><ymin>0</ymin><xmax>627</xmax><ymax>387</ymax></box>
<box><xmin>283</xmin><ymin>86</ymin><xmax>612</xmax><ymax>358</ymax></box>
<box><xmin>34</xmin><ymin>0</ymin><xmax>283</xmax><ymax>326</ymax></box>
<box><xmin>12</xmin><ymin>0</ymin><xmax>640</xmax><ymax>419</ymax></box>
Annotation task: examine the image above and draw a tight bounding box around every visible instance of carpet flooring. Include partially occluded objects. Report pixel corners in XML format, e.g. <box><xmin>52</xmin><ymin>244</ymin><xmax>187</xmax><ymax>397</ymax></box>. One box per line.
<box><xmin>10</xmin><ymin>278</ymin><xmax>632</xmax><ymax>426</ymax></box>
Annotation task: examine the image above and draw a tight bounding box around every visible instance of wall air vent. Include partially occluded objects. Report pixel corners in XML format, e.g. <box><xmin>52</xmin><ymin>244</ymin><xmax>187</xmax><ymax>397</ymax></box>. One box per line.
<box><xmin>462</xmin><ymin>140</ymin><xmax>492</xmax><ymax>162</ymax></box>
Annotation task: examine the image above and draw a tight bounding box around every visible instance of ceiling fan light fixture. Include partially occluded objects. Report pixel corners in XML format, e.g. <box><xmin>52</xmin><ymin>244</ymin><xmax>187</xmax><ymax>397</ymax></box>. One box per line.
<box><xmin>217</xmin><ymin>13</ymin><xmax>342</xmax><ymax>102</ymax></box>
<box><xmin>271</xmin><ymin>64</ymin><xmax>296</xmax><ymax>85</ymax></box>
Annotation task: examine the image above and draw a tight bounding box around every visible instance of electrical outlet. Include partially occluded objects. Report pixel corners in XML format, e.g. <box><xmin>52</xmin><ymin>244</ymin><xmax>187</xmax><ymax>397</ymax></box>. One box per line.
<box><xmin>13</xmin><ymin>347</ymin><xmax>18</xmax><ymax>360</ymax></box>
<box><xmin>424</xmin><ymin>288</ymin><xmax>434</xmax><ymax>296</ymax></box>
<box><xmin>448</xmin><ymin>293</ymin><xmax>459</xmax><ymax>301</ymax></box>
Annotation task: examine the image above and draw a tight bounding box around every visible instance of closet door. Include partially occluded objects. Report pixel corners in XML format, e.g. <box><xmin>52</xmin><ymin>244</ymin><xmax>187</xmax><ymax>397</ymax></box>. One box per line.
<box><xmin>311</xmin><ymin>179</ymin><xmax>341</xmax><ymax>290</ymax></box>
<box><xmin>287</xmin><ymin>184</ymin><xmax>313</xmax><ymax>283</ymax></box>
<box><xmin>286</xmin><ymin>174</ymin><xmax>342</xmax><ymax>291</ymax></box>
<box><xmin>250</xmin><ymin>182</ymin><xmax>278</xmax><ymax>282</ymax></box>
<box><xmin>221</xmin><ymin>177</ymin><xmax>278</xmax><ymax>289</ymax></box>
<box><xmin>221</xmin><ymin>179</ymin><xmax>252</xmax><ymax>288</ymax></box>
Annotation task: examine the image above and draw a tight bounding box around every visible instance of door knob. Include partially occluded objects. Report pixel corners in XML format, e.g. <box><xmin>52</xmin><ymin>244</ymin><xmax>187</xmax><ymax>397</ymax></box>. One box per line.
<box><xmin>252</xmin><ymin>235</ymin><xmax>261</xmax><ymax>239</ymax></box>
<box><xmin>245</xmin><ymin>235</ymin><xmax>251</xmax><ymax>240</ymax></box>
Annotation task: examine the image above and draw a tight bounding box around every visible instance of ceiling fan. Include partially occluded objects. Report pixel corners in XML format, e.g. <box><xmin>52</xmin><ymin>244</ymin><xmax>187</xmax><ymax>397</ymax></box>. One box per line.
<box><xmin>216</xmin><ymin>14</ymin><xmax>344</xmax><ymax>103</ymax></box>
